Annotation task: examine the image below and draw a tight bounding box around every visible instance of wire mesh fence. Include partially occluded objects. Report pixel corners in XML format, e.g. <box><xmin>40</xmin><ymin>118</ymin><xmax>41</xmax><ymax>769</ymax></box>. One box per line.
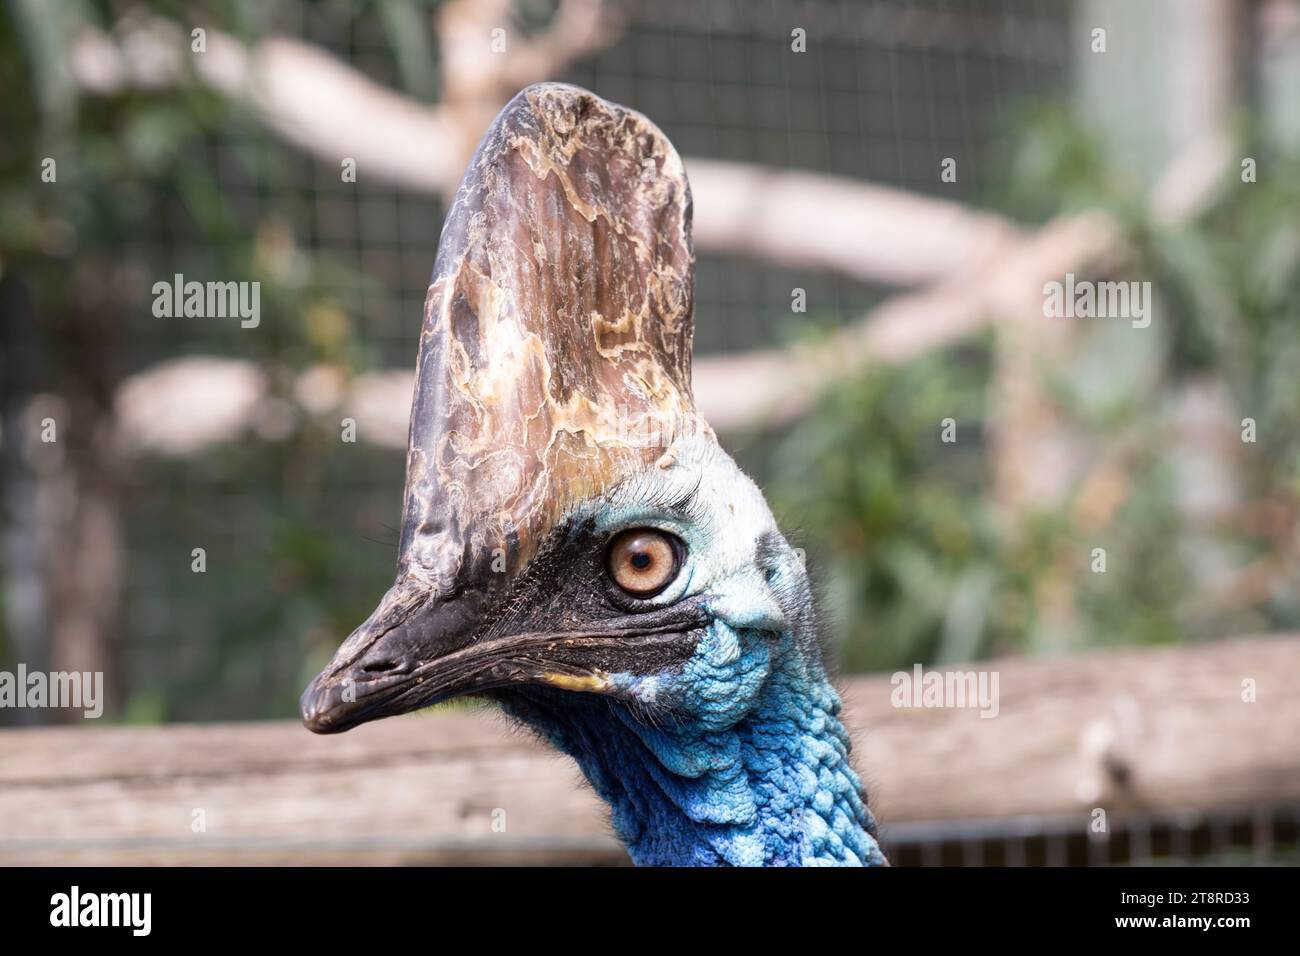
<box><xmin>100</xmin><ymin>0</ymin><xmax>1075</xmax><ymax>723</ymax></box>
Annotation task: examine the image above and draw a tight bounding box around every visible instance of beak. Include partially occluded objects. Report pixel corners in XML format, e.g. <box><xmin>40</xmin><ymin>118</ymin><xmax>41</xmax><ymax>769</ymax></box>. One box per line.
<box><xmin>300</xmin><ymin>576</ymin><xmax>707</xmax><ymax>734</ymax></box>
<box><xmin>300</xmin><ymin>577</ymin><xmax>482</xmax><ymax>734</ymax></box>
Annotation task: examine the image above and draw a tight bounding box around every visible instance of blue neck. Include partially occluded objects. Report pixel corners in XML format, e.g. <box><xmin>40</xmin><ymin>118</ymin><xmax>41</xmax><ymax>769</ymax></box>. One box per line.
<box><xmin>501</xmin><ymin>628</ymin><xmax>886</xmax><ymax>867</ymax></box>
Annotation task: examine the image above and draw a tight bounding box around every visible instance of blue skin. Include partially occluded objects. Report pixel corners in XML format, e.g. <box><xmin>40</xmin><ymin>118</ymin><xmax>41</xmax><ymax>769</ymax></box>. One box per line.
<box><xmin>502</xmin><ymin>621</ymin><xmax>885</xmax><ymax>866</ymax></box>
<box><xmin>497</xmin><ymin>441</ymin><xmax>887</xmax><ymax>866</ymax></box>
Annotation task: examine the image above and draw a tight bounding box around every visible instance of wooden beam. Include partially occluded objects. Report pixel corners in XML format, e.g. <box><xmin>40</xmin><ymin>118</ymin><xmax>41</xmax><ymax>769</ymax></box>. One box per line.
<box><xmin>2</xmin><ymin>635</ymin><xmax>1296</xmax><ymax>864</ymax></box>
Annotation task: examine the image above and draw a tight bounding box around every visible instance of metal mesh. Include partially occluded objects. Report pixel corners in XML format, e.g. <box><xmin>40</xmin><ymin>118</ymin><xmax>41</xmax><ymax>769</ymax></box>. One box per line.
<box><xmin>112</xmin><ymin>0</ymin><xmax>1074</xmax><ymax>722</ymax></box>
<box><xmin>881</xmin><ymin>804</ymin><xmax>1300</xmax><ymax>866</ymax></box>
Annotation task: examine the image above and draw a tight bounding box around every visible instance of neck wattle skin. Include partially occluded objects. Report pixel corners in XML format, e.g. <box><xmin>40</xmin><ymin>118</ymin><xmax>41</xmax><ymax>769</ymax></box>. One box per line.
<box><xmin>500</xmin><ymin>625</ymin><xmax>886</xmax><ymax>867</ymax></box>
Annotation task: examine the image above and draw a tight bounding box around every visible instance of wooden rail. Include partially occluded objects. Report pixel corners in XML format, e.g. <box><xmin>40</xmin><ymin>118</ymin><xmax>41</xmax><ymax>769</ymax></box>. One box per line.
<box><xmin>2</xmin><ymin>636</ymin><xmax>1297</xmax><ymax>865</ymax></box>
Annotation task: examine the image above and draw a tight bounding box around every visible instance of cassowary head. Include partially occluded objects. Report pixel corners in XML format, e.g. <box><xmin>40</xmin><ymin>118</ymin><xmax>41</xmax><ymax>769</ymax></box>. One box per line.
<box><xmin>301</xmin><ymin>84</ymin><xmax>884</xmax><ymax>867</ymax></box>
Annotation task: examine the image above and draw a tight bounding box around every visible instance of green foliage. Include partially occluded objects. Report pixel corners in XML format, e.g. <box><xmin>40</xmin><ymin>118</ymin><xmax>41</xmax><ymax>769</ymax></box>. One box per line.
<box><xmin>0</xmin><ymin>0</ymin><xmax>441</xmax><ymax>722</ymax></box>
<box><xmin>993</xmin><ymin>101</ymin><xmax>1124</xmax><ymax>223</ymax></box>
<box><xmin>768</xmin><ymin>352</ymin><xmax>996</xmax><ymax>670</ymax></box>
<box><xmin>768</xmin><ymin>108</ymin><xmax>1300</xmax><ymax>671</ymax></box>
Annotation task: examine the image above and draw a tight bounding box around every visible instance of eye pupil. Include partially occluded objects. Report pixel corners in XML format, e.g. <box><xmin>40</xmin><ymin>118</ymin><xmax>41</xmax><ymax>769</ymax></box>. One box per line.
<box><xmin>606</xmin><ymin>529</ymin><xmax>683</xmax><ymax>597</ymax></box>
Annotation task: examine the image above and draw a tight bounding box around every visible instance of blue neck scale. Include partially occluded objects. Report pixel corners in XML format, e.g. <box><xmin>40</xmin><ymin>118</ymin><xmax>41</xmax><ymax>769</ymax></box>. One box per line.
<box><xmin>503</xmin><ymin>623</ymin><xmax>886</xmax><ymax>867</ymax></box>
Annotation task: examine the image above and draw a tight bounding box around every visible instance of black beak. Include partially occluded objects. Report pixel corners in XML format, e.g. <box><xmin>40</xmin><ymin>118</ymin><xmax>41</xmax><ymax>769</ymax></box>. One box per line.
<box><xmin>297</xmin><ymin>567</ymin><xmax>514</xmax><ymax>733</ymax></box>
<box><xmin>300</xmin><ymin>573</ymin><xmax>708</xmax><ymax>734</ymax></box>
<box><xmin>299</xmin><ymin>574</ymin><xmax>494</xmax><ymax>734</ymax></box>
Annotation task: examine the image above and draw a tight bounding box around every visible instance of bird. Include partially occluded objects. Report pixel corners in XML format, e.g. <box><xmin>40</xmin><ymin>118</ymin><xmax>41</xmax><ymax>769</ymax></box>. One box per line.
<box><xmin>300</xmin><ymin>82</ymin><xmax>887</xmax><ymax>867</ymax></box>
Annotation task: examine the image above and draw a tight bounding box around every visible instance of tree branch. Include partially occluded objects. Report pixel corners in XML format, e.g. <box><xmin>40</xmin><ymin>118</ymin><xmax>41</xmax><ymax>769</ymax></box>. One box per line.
<box><xmin>69</xmin><ymin>12</ymin><xmax>1007</xmax><ymax>287</ymax></box>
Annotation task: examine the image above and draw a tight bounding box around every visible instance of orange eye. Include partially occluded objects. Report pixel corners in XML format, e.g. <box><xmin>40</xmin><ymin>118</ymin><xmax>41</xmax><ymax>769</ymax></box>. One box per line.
<box><xmin>606</xmin><ymin>529</ymin><xmax>682</xmax><ymax>597</ymax></box>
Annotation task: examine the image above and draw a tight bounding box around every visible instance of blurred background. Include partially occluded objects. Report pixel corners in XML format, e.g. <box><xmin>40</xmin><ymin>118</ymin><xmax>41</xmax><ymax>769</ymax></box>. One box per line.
<box><xmin>2</xmin><ymin>0</ymin><xmax>1299</xmax><ymax>865</ymax></box>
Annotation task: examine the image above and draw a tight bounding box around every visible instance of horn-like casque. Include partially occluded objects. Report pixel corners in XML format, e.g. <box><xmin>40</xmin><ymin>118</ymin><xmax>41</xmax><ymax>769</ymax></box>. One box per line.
<box><xmin>302</xmin><ymin>83</ymin><xmax>713</xmax><ymax>731</ymax></box>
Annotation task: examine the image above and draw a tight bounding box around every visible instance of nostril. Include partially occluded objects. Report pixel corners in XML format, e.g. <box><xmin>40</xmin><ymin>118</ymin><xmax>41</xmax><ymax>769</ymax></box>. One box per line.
<box><xmin>362</xmin><ymin>659</ymin><xmax>401</xmax><ymax>674</ymax></box>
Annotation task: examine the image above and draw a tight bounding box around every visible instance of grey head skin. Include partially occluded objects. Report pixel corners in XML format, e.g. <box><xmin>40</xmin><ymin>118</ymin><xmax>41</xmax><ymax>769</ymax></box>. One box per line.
<box><xmin>301</xmin><ymin>83</ymin><xmax>886</xmax><ymax>866</ymax></box>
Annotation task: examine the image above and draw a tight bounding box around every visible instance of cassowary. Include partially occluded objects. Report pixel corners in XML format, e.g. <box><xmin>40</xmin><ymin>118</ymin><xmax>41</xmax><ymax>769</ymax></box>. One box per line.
<box><xmin>301</xmin><ymin>83</ymin><xmax>886</xmax><ymax>867</ymax></box>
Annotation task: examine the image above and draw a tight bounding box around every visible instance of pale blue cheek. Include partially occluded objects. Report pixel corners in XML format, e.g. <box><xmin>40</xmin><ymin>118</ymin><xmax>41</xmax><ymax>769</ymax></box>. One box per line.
<box><xmin>610</xmin><ymin>620</ymin><xmax>772</xmax><ymax>731</ymax></box>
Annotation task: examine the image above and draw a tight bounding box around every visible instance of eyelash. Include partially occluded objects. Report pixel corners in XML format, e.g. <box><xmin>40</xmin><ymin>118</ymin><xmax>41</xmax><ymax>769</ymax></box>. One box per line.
<box><xmin>612</xmin><ymin>474</ymin><xmax>706</xmax><ymax>526</ymax></box>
